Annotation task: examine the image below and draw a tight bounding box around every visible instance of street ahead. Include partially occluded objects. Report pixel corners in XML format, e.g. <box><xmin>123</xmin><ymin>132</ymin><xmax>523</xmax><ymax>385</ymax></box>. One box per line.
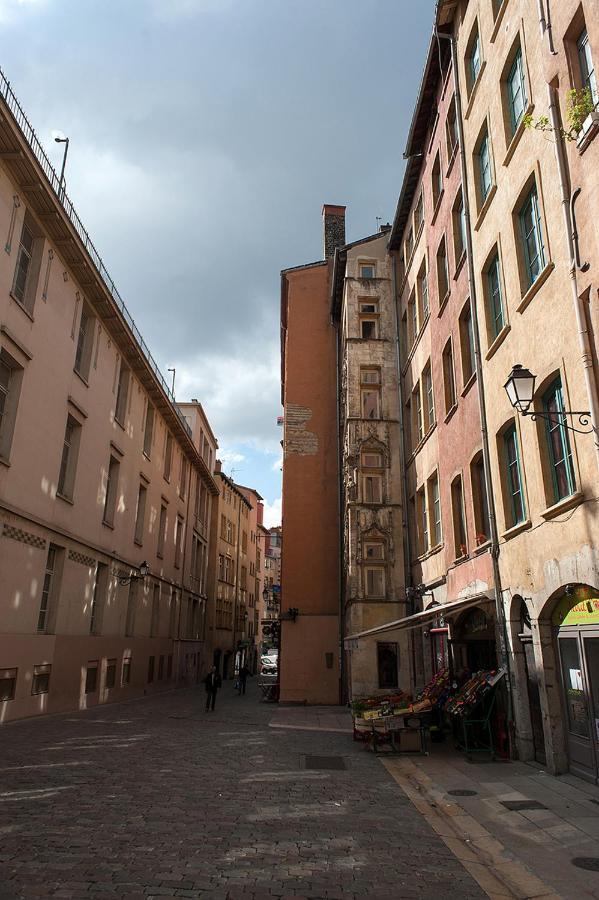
<box><xmin>0</xmin><ymin>682</ymin><xmax>482</xmax><ymax>900</ymax></box>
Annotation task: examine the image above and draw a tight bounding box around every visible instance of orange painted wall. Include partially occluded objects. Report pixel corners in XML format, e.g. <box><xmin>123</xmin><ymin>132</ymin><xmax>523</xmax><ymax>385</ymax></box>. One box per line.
<box><xmin>280</xmin><ymin>262</ymin><xmax>340</xmax><ymax>704</ymax></box>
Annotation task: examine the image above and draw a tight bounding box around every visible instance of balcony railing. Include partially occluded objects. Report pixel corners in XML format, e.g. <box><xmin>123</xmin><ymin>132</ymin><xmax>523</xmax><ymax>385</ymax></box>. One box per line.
<box><xmin>0</xmin><ymin>68</ymin><xmax>192</xmax><ymax>440</ymax></box>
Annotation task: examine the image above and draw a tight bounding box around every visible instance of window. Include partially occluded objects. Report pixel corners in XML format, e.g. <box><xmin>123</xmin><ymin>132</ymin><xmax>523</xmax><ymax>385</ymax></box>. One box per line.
<box><xmin>241</xmin><ymin>530</ymin><xmax>248</xmax><ymax>553</ymax></box>
<box><xmin>359</xmin><ymin>262</ymin><xmax>375</xmax><ymax>279</ymax></box>
<box><xmin>57</xmin><ymin>414</ymin><xmax>81</xmax><ymax>501</ymax></box>
<box><xmin>179</xmin><ymin>456</ymin><xmax>188</xmax><ymax>500</ymax></box>
<box><xmin>412</xmin><ymin>384</ymin><xmax>424</xmax><ymax>444</ymax></box>
<box><xmin>105</xmin><ymin>659</ymin><xmax>117</xmax><ymax>690</ymax></box>
<box><xmin>578</xmin><ymin>28</ymin><xmax>598</xmax><ymax>105</ymax></box>
<box><xmin>467</xmin><ymin>26</ymin><xmax>482</xmax><ymax>93</ymax></box>
<box><xmin>169</xmin><ymin>589</ymin><xmax>178</xmax><ymax>638</ymax></box>
<box><xmin>174</xmin><ymin>516</ymin><xmax>184</xmax><ymax>568</ymax></box>
<box><xmin>477</xmin><ymin>130</ymin><xmax>492</xmax><ymax>205</ymax></box>
<box><xmin>446</xmin><ymin>98</ymin><xmax>459</xmax><ymax>159</ymax></box>
<box><xmin>167</xmin><ymin>654</ymin><xmax>173</xmax><ymax>678</ymax></box>
<box><xmin>191</xmin><ymin>535</ymin><xmax>203</xmax><ymax>583</ymax></box>
<box><xmin>408</xmin><ymin>290</ymin><xmax>418</xmax><ymax>345</ymax></box>
<box><xmin>164</xmin><ymin>432</ymin><xmax>173</xmax><ymax>481</ymax></box>
<box><xmin>0</xmin><ymin>668</ymin><xmax>17</xmax><ymax>702</ymax></box>
<box><xmin>442</xmin><ymin>340</ymin><xmax>457</xmax><ymax>414</ymax></box>
<box><xmin>417</xmin><ymin>260</ymin><xmax>429</xmax><ymax>322</ymax></box>
<box><xmin>157</xmin><ymin>503</ymin><xmax>167</xmax><ymax>559</ymax></box>
<box><xmin>90</xmin><ymin>563</ymin><xmax>108</xmax><ymax>635</ymax></box>
<box><xmin>543</xmin><ymin>378</ymin><xmax>576</xmax><ymax>502</ymax></box>
<box><xmin>158</xmin><ymin>655</ymin><xmax>165</xmax><ymax>680</ymax></box>
<box><xmin>451</xmin><ymin>475</ymin><xmax>468</xmax><ymax>558</ymax></box>
<box><xmin>503</xmin><ymin>423</ymin><xmax>526</xmax><ymax>526</ymax></box>
<box><xmin>103</xmin><ymin>455</ymin><xmax>120</xmax><ymax>527</ymax></box>
<box><xmin>405</xmin><ymin>227</ymin><xmax>414</xmax><ymax>261</ymax></box>
<box><xmin>471</xmin><ymin>453</ymin><xmax>490</xmax><ymax>545</ymax></box>
<box><xmin>436</xmin><ymin>236</ymin><xmax>449</xmax><ymax>302</ymax></box>
<box><xmin>359</xmin><ymin>300</ymin><xmax>379</xmax><ymax>339</ymax></box>
<box><xmin>417</xmin><ymin>486</ymin><xmax>429</xmax><ymax>554</ymax></box>
<box><xmin>143</xmin><ymin>403</ymin><xmax>154</xmax><ymax>457</ymax></box>
<box><xmin>122</xmin><ymin>654</ymin><xmax>132</xmax><ymax>685</ymax></box>
<box><xmin>125</xmin><ymin>580</ymin><xmax>139</xmax><ymax>637</ymax></box>
<box><xmin>361</xmin><ymin>450</ymin><xmax>383</xmax><ymax>468</ymax></box>
<box><xmin>85</xmin><ymin>662</ymin><xmax>98</xmax><ymax>694</ymax></box>
<box><xmin>150</xmin><ymin>583</ymin><xmax>160</xmax><ymax>637</ymax></box>
<box><xmin>459</xmin><ymin>302</ymin><xmax>475</xmax><ymax>384</ymax></box>
<box><xmin>507</xmin><ymin>47</ymin><xmax>528</xmax><ymax>135</ymax></box>
<box><xmin>114</xmin><ymin>362</ymin><xmax>130</xmax><ymax>426</ymax></box>
<box><xmin>423</xmin><ymin>362</ymin><xmax>435</xmax><ymax>431</ymax></box>
<box><xmin>428</xmin><ymin>472</ymin><xmax>442</xmax><ymax>546</ymax></box>
<box><xmin>492</xmin><ymin>0</ymin><xmax>505</xmax><ymax>18</ymax></box>
<box><xmin>74</xmin><ymin>302</ymin><xmax>95</xmax><ymax>381</ymax></box>
<box><xmin>133</xmin><ymin>483</ymin><xmax>147</xmax><ymax>545</ymax></box>
<box><xmin>453</xmin><ymin>189</ymin><xmax>466</xmax><ymax>264</ymax></box>
<box><xmin>0</xmin><ymin>349</ymin><xmax>23</xmax><ymax>461</ymax></box>
<box><xmin>486</xmin><ymin>251</ymin><xmax>505</xmax><ymax>340</ymax></box>
<box><xmin>414</xmin><ymin>191</ymin><xmax>424</xmax><ymax>233</ymax></box>
<box><xmin>361</xmin><ymin>386</ymin><xmax>380</xmax><ymax>419</ymax></box>
<box><xmin>38</xmin><ymin>545</ymin><xmax>59</xmax><ymax>633</ymax></box>
<box><xmin>148</xmin><ymin>656</ymin><xmax>155</xmax><ymax>684</ymax></box>
<box><xmin>432</xmin><ymin>152</ymin><xmax>443</xmax><ymax>209</ymax></box>
<box><xmin>31</xmin><ymin>664</ymin><xmax>51</xmax><ymax>695</ymax></box>
<box><xmin>519</xmin><ymin>184</ymin><xmax>546</xmax><ymax>289</ymax></box>
<box><xmin>365</xmin><ymin>566</ymin><xmax>385</xmax><ymax>598</ymax></box>
<box><xmin>360</xmin><ymin>367</ymin><xmax>380</xmax><ymax>385</ymax></box>
<box><xmin>377</xmin><ymin>643</ymin><xmax>398</xmax><ymax>689</ymax></box>
<box><xmin>12</xmin><ymin>214</ymin><xmax>41</xmax><ymax>314</ymax></box>
<box><xmin>363</xmin><ymin>473</ymin><xmax>382</xmax><ymax>504</ymax></box>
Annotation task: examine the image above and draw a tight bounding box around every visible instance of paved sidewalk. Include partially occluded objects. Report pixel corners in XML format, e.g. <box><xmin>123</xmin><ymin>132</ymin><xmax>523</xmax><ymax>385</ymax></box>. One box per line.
<box><xmin>0</xmin><ymin>682</ymin><xmax>482</xmax><ymax>900</ymax></box>
<box><xmin>384</xmin><ymin>745</ymin><xmax>599</xmax><ymax>899</ymax></box>
<box><xmin>269</xmin><ymin>706</ymin><xmax>352</xmax><ymax>734</ymax></box>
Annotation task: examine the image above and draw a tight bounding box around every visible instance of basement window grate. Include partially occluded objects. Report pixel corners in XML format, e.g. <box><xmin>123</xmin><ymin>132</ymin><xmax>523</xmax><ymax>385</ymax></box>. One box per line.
<box><xmin>448</xmin><ymin>789</ymin><xmax>478</xmax><ymax>797</ymax></box>
<box><xmin>500</xmin><ymin>799</ymin><xmax>547</xmax><ymax>811</ymax></box>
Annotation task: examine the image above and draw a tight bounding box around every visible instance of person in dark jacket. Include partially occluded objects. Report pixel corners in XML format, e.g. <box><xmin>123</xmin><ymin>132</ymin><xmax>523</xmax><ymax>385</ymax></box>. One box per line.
<box><xmin>238</xmin><ymin>664</ymin><xmax>250</xmax><ymax>695</ymax></box>
<box><xmin>204</xmin><ymin>666</ymin><xmax>222</xmax><ymax>711</ymax></box>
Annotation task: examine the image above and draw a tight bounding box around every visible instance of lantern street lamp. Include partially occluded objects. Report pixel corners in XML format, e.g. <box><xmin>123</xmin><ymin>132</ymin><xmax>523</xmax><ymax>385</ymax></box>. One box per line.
<box><xmin>119</xmin><ymin>561</ymin><xmax>150</xmax><ymax>586</ymax></box>
<box><xmin>54</xmin><ymin>135</ymin><xmax>69</xmax><ymax>202</ymax></box>
<box><xmin>505</xmin><ymin>364</ymin><xmax>596</xmax><ymax>436</ymax></box>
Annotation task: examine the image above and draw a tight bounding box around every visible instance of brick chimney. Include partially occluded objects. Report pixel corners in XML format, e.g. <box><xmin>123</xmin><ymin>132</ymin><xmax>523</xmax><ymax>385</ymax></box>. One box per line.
<box><xmin>322</xmin><ymin>204</ymin><xmax>346</xmax><ymax>259</ymax></box>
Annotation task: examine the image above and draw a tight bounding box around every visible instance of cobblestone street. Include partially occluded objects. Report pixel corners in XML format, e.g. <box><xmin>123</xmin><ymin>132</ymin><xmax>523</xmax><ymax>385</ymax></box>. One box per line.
<box><xmin>0</xmin><ymin>684</ymin><xmax>483</xmax><ymax>900</ymax></box>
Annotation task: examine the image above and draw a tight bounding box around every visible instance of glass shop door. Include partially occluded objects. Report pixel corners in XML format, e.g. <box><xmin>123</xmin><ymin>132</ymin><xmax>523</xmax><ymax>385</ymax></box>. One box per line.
<box><xmin>558</xmin><ymin>633</ymin><xmax>598</xmax><ymax>782</ymax></box>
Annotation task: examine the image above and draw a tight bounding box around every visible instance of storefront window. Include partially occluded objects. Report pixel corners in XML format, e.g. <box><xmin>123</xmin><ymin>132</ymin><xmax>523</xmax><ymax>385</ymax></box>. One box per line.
<box><xmin>559</xmin><ymin>637</ymin><xmax>590</xmax><ymax>739</ymax></box>
<box><xmin>377</xmin><ymin>642</ymin><xmax>398</xmax><ymax>689</ymax></box>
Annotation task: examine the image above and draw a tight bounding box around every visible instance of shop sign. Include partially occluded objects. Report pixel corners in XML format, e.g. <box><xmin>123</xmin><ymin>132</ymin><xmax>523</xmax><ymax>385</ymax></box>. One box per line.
<box><xmin>552</xmin><ymin>590</ymin><xmax>599</xmax><ymax>627</ymax></box>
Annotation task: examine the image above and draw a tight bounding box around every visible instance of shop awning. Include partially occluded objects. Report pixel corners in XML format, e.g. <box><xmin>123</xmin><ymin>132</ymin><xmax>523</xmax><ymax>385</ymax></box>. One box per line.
<box><xmin>344</xmin><ymin>593</ymin><xmax>494</xmax><ymax>646</ymax></box>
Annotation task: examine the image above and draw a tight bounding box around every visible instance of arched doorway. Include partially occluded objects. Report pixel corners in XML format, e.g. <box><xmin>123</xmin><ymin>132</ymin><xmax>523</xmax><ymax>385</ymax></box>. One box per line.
<box><xmin>551</xmin><ymin>584</ymin><xmax>599</xmax><ymax>782</ymax></box>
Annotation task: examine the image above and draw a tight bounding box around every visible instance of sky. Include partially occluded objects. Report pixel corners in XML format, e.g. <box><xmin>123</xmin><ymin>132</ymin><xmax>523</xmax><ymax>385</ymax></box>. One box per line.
<box><xmin>0</xmin><ymin>0</ymin><xmax>433</xmax><ymax>527</ymax></box>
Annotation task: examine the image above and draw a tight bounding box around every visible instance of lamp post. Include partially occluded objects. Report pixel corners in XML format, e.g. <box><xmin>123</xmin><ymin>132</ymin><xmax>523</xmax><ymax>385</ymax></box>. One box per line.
<box><xmin>504</xmin><ymin>363</ymin><xmax>597</xmax><ymax>436</ymax></box>
<box><xmin>118</xmin><ymin>561</ymin><xmax>150</xmax><ymax>587</ymax></box>
<box><xmin>54</xmin><ymin>136</ymin><xmax>69</xmax><ymax>201</ymax></box>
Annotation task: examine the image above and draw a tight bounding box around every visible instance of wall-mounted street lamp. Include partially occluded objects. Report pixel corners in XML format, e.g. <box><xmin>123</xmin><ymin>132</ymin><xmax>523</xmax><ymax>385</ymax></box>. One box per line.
<box><xmin>504</xmin><ymin>364</ymin><xmax>596</xmax><ymax>436</ymax></box>
<box><xmin>54</xmin><ymin>135</ymin><xmax>69</xmax><ymax>201</ymax></box>
<box><xmin>119</xmin><ymin>561</ymin><xmax>150</xmax><ymax>586</ymax></box>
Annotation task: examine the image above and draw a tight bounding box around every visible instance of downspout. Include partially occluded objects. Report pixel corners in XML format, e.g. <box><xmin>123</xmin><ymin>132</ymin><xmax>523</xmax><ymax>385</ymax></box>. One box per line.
<box><xmin>391</xmin><ymin>251</ymin><xmax>416</xmax><ymax>693</ymax></box>
<box><xmin>335</xmin><ymin>305</ymin><xmax>345</xmax><ymax>705</ymax></box>
<box><xmin>537</xmin><ymin>0</ymin><xmax>557</xmax><ymax>55</ymax></box>
<box><xmin>435</xmin><ymin>28</ymin><xmax>515</xmax><ymax>746</ymax></box>
<box><xmin>547</xmin><ymin>84</ymin><xmax>599</xmax><ymax>471</ymax></box>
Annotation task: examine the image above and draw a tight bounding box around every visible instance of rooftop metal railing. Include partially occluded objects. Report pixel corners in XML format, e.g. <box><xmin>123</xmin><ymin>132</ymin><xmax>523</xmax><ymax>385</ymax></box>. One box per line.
<box><xmin>0</xmin><ymin>68</ymin><xmax>193</xmax><ymax>439</ymax></box>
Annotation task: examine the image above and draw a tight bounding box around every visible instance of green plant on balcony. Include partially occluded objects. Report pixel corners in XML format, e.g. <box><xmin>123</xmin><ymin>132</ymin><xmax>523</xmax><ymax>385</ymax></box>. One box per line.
<box><xmin>524</xmin><ymin>88</ymin><xmax>595</xmax><ymax>141</ymax></box>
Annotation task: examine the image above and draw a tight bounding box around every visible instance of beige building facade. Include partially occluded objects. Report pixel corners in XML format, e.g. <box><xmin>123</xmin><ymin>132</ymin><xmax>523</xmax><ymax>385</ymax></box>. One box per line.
<box><xmin>0</xmin><ymin>79</ymin><xmax>219</xmax><ymax>721</ymax></box>
<box><xmin>331</xmin><ymin>228</ymin><xmax>408</xmax><ymax>699</ymax></box>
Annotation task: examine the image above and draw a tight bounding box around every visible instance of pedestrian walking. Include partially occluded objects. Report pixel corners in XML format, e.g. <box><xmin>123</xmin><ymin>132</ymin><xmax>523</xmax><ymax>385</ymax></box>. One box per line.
<box><xmin>238</xmin><ymin>664</ymin><xmax>250</xmax><ymax>696</ymax></box>
<box><xmin>204</xmin><ymin>666</ymin><xmax>221</xmax><ymax>711</ymax></box>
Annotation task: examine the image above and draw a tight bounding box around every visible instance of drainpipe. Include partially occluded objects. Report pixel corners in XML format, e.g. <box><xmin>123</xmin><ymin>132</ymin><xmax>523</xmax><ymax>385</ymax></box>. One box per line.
<box><xmin>435</xmin><ymin>28</ymin><xmax>514</xmax><ymax>748</ymax></box>
<box><xmin>231</xmin><ymin>485</ymin><xmax>243</xmax><ymax>676</ymax></box>
<box><xmin>335</xmin><ymin>309</ymin><xmax>345</xmax><ymax>706</ymax></box>
<box><xmin>537</xmin><ymin>0</ymin><xmax>557</xmax><ymax>55</ymax></box>
<box><xmin>391</xmin><ymin>252</ymin><xmax>417</xmax><ymax>693</ymax></box>
<box><xmin>547</xmin><ymin>84</ymin><xmax>599</xmax><ymax>472</ymax></box>
<box><xmin>175</xmin><ymin>462</ymin><xmax>194</xmax><ymax>686</ymax></box>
